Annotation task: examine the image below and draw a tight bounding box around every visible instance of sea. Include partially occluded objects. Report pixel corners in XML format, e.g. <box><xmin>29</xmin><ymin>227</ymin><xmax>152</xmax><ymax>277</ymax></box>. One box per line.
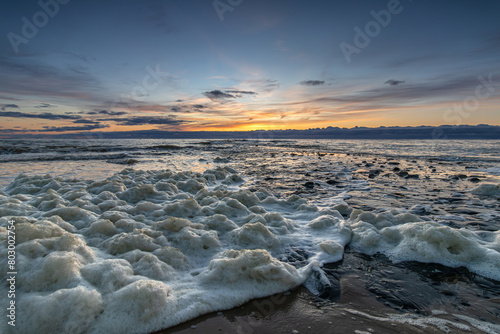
<box><xmin>0</xmin><ymin>139</ymin><xmax>499</xmax><ymax>334</ymax></box>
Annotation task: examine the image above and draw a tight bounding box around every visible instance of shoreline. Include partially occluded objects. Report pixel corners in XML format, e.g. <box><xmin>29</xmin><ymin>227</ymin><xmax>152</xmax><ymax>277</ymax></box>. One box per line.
<box><xmin>154</xmin><ymin>251</ymin><xmax>499</xmax><ymax>334</ymax></box>
<box><xmin>154</xmin><ymin>276</ymin><xmax>486</xmax><ymax>334</ymax></box>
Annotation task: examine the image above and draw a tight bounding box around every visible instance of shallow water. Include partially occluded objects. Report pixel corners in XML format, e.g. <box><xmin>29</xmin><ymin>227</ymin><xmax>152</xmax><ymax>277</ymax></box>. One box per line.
<box><xmin>0</xmin><ymin>139</ymin><xmax>499</xmax><ymax>334</ymax></box>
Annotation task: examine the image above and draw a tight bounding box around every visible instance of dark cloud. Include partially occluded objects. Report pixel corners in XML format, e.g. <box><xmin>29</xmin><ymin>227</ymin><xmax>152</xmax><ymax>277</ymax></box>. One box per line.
<box><xmin>203</xmin><ymin>90</ymin><xmax>235</xmax><ymax>101</ymax></box>
<box><xmin>385</xmin><ymin>79</ymin><xmax>405</xmax><ymax>86</ymax></box>
<box><xmin>203</xmin><ymin>89</ymin><xmax>257</xmax><ymax>101</ymax></box>
<box><xmin>0</xmin><ymin>111</ymin><xmax>82</xmax><ymax>120</ymax></box>
<box><xmin>224</xmin><ymin>90</ymin><xmax>257</xmax><ymax>95</ymax></box>
<box><xmin>1</xmin><ymin>104</ymin><xmax>19</xmax><ymax>111</ymax></box>
<box><xmin>300</xmin><ymin>80</ymin><xmax>325</xmax><ymax>86</ymax></box>
<box><xmin>193</xmin><ymin>104</ymin><xmax>206</xmax><ymax>109</ymax></box>
<box><xmin>86</xmin><ymin>110</ymin><xmax>128</xmax><ymax>116</ymax></box>
<box><xmin>37</xmin><ymin>124</ymin><xmax>109</xmax><ymax>132</ymax></box>
<box><xmin>97</xmin><ymin>116</ymin><xmax>188</xmax><ymax>126</ymax></box>
<box><xmin>34</xmin><ymin>103</ymin><xmax>57</xmax><ymax>108</ymax></box>
<box><xmin>73</xmin><ymin>119</ymin><xmax>100</xmax><ymax>124</ymax></box>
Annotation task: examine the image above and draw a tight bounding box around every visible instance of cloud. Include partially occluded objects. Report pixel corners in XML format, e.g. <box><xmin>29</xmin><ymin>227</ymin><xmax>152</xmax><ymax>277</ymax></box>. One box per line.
<box><xmin>38</xmin><ymin>124</ymin><xmax>109</xmax><ymax>132</ymax></box>
<box><xmin>97</xmin><ymin>116</ymin><xmax>188</xmax><ymax>126</ymax></box>
<box><xmin>0</xmin><ymin>56</ymin><xmax>102</xmax><ymax>104</ymax></box>
<box><xmin>241</xmin><ymin>79</ymin><xmax>280</xmax><ymax>93</ymax></box>
<box><xmin>203</xmin><ymin>90</ymin><xmax>235</xmax><ymax>101</ymax></box>
<box><xmin>300</xmin><ymin>80</ymin><xmax>325</xmax><ymax>86</ymax></box>
<box><xmin>0</xmin><ymin>111</ymin><xmax>82</xmax><ymax>120</ymax></box>
<box><xmin>273</xmin><ymin>75</ymin><xmax>491</xmax><ymax>109</ymax></box>
<box><xmin>86</xmin><ymin>110</ymin><xmax>128</xmax><ymax>116</ymax></box>
<box><xmin>203</xmin><ymin>89</ymin><xmax>258</xmax><ymax>101</ymax></box>
<box><xmin>34</xmin><ymin>103</ymin><xmax>57</xmax><ymax>108</ymax></box>
<box><xmin>73</xmin><ymin>119</ymin><xmax>100</xmax><ymax>124</ymax></box>
<box><xmin>1</xmin><ymin>104</ymin><xmax>19</xmax><ymax>111</ymax></box>
<box><xmin>224</xmin><ymin>90</ymin><xmax>257</xmax><ymax>96</ymax></box>
<box><xmin>385</xmin><ymin>79</ymin><xmax>405</xmax><ymax>86</ymax></box>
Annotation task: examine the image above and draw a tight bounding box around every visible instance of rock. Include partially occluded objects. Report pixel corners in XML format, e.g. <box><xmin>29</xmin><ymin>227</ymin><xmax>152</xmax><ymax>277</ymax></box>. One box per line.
<box><xmin>304</xmin><ymin>181</ymin><xmax>315</xmax><ymax>188</ymax></box>
<box><xmin>397</xmin><ymin>171</ymin><xmax>408</xmax><ymax>178</ymax></box>
<box><xmin>368</xmin><ymin>169</ymin><xmax>382</xmax><ymax>179</ymax></box>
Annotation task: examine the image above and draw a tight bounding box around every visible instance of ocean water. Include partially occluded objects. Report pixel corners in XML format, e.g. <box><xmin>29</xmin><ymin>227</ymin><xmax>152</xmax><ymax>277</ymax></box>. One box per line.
<box><xmin>0</xmin><ymin>139</ymin><xmax>499</xmax><ymax>334</ymax></box>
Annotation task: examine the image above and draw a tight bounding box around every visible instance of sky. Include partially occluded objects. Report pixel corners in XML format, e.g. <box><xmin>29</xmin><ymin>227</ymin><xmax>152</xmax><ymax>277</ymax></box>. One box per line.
<box><xmin>0</xmin><ymin>0</ymin><xmax>499</xmax><ymax>136</ymax></box>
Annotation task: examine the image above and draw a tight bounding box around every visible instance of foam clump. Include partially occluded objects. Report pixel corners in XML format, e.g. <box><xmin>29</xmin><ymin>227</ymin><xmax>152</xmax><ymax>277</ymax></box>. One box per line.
<box><xmin>81</xmin><ymin>259</ymin><xmax>134</xmax><ymax>293</ymax></box>
<box><xmin>105</xmin><ymin>230</ymin><xmax>161</xmax><ymax>255</ymax></box>
<box><xmin>232</xmin><ymin>222</ymin><xmax>281</xmax><ymax>249</ymax></box>
<box><xmin>18</xmin><ymin>252</ymin><xmax>87</xmax><ymax>292</ymax></box>
<box><xmin>349</xmin><ymin>211</ymin><xmax>500</xmax><ymax>280</ymax></box>
<box><xmin>122</xmin><ymin>250</ymin><xmax>177</xmax><ymax>281</ymax></box>
<box><xmin>15</xmin><ymin>220</ymin><xmax>66</xmax><ymax>243</ymax></box>
<box><xmin>201</xmin><ymin>249</ymin><xmax>305</xmax><ymax>288</ymax></box>
<box><xmin>97</xmin><ymin>280</ymin><xmax>176</xmax><ymax>333</ymax></box>
<box><xmin>16</xmin><ymin>286</ymin><xmax>103</xmax><ymax>334</ymax></box>
<box><xmin>169</xmin><ymin>227</ymin><xmax>221</xmax><ymax>253</ymax></box>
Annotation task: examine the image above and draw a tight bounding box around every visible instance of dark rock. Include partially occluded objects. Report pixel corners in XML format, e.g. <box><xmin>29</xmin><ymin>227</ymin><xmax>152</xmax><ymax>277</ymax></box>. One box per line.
<box><xmin>368</xmin><ymin>169</ymin><xmax>383</xmax><ymax>179</ymax></box>
<box><xmin>397</xmin><ymin>171</ymin><xmax>409</xmax><ymax>177</ymax></box>
<box><xmin>304</xmin><ymin>181</ymin><xmax>315</xmax><ymax>188</ymax></box>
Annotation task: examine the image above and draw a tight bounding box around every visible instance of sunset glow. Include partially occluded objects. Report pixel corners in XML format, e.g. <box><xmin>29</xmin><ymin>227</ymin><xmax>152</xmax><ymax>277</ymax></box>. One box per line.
<box><xmin>1</xmin><ymin>0</ymin><xmax>499</xmax><ymax>137</ymax></box>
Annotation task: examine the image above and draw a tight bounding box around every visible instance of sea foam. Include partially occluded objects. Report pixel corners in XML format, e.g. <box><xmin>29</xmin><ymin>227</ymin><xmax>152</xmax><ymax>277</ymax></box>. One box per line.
<box><xmin>1</xmin><ymin>167</ymin><xmax>499</xmax><ymax>334</ymax></box>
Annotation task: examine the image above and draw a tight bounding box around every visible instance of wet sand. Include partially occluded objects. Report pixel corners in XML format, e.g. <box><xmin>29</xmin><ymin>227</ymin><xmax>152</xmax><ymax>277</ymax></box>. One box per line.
<box><xmin>155</xmin><ymin>251</ymin><xmax>498</xmax><ymax>334</ymax></box>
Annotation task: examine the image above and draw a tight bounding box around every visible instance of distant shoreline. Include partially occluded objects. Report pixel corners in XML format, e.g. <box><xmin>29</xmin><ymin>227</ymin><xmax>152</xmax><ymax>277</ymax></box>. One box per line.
<box><xmin>2</xmin><ymin>124</ymin><xmax>499</xmax><ymax>140</ymax></box>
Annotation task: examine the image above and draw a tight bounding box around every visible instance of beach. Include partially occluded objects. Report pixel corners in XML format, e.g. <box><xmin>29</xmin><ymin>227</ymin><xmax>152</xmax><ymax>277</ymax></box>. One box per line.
<box><xmin>1</xmin><ymin>139</ymin><xmax>499</xmax><ymax>334</ymax></box>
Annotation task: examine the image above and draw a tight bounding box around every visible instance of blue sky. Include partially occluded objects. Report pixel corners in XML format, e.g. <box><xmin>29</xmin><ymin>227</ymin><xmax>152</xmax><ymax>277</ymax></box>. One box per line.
<box><xmin>0</xmin><ymin>0</ymin><xmax>499</xmax><ymax>135</ymax></box>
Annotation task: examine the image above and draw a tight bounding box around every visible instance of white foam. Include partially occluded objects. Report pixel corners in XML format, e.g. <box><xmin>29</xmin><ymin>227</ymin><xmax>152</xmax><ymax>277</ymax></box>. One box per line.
<box><xmin>0</xmin><ymin>168</ymin><xmax>319</xmax><ymax>333</ymax></box>
<box><xmin>348</xmin><ymin>211</ymin><xmax>500</xmax><ymax>280</ymax></box>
